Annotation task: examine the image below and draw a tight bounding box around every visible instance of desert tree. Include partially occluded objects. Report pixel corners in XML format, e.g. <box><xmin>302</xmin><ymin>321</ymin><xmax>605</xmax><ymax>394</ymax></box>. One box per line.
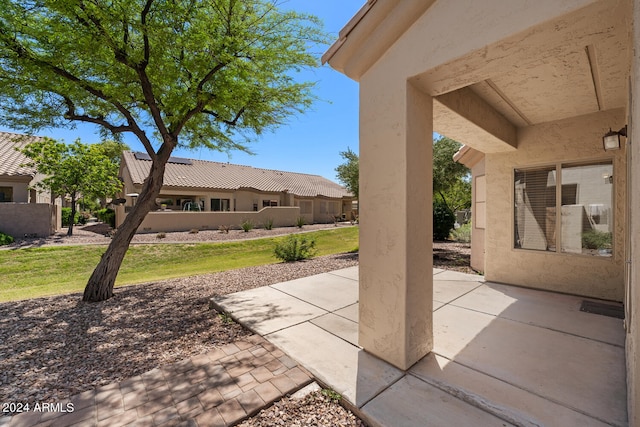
<box><xmin>21</xmin><ymin>138</ymin><xmax>122</xmax><ymax>236</ymax></box>
<box><xmin>335</xmin><ymin>147</ymin><xmax>358</xmax><ymax>199</ymax></box>
<box><xmin>0</xmin><ymin>0</ymin><xmax>326</xmax><ymax>301</ymax></box>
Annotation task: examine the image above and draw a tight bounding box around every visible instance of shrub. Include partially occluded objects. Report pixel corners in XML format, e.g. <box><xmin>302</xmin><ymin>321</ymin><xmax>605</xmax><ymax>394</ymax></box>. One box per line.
<box><xmin>582</xmin><ymin>229</ymin><xmax>612</xmax><ymax>250</ymax></box>
<box><xmin>452</xmin><ymin>222</ymin><xmax>472</xmax><ymax>243</ymax></box>
<box><xmin>0</xmin><ymin>231</ymin><xmax>14</xmax><ymax>246</ymax></box>
<box><xmin>241</xmin><ymin>219</ymin><xmax>254</xmax><ymax>232</ymax></box>
<box><xmin>95</xmin><ymin>208</ymin><xmax>116</xmax><ymax>228</ymax></box>
<box><xmin>295</xmin><ymin>216</ymin><xmax>305</xmax><ymax>229</ymax></box>
<box><xmin>264</xmin><ymin>218</ymin><xmax>274</xmax><ymax>230</ymax></box>
<box><xmin>274</xmin><ymin>235</ymin><xmax>317</xmax><ymax>262</ymax></box>
<box><xmin>433</xmin><ymin>198</ymin><xmax>455</xmax><ymax>240</ymax></box>
<box><xmin>61</xmin><ymin>207</ymin><xmax>81</xmax><ymax>227</ymax></box>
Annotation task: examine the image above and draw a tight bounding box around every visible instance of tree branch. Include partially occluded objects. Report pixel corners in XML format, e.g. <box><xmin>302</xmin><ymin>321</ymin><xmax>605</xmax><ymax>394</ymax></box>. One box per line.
<box><xmin>202</xmin><ymin>107</ymin><xmax>246</xmax><ymax>127</ymax></box>
<box><xmin>63</xmin><ymin>97</ymin><xmax>132</xmax><ymax>133</ymax></box>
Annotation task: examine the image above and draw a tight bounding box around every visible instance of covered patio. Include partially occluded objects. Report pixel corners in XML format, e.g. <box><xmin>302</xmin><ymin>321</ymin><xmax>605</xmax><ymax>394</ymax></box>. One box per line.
<box><xmin>320</xmin><ymin>0</ymin><xmax>639</xmax><ymax>423</ymax></box>
<box><xmin>212</xmin><ymin>267</ymin><xmax>626</xmax><ymax>426</ymax></box>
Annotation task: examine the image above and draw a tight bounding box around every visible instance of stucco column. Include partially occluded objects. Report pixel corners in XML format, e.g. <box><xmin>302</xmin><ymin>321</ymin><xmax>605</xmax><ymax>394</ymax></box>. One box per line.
<box><xmin>627</xmin><ymin>1</ymin><xmax>640</xmax><ymax>424</ymax></box>
<box><xmin>359</xmin><ymin>79</ymin><xmax>433</xmax><ymax>370</ymax></box>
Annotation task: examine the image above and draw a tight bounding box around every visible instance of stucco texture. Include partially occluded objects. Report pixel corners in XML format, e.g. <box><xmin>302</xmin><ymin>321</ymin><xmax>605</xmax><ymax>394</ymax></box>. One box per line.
<box><xmin>484</xmin><ymin>109</ymin><xmax>626</xmax><ymax>301</ymax></box>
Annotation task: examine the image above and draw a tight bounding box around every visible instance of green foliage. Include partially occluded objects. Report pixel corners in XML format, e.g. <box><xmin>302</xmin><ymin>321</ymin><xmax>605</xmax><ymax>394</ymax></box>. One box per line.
<box><xmin>0</xmin><ymin>0</ymin><xmax>329</xmax><ymax>300</ymax></box>
<box><xmin>79</xmin><ymin>197</ymin><xmax>101</xmax><ymax>213</ymax></box>
<box><xmin>433</xmin><ymin>198</ymin><xmax>455</xmax><ymax>240</ymax></box>
<box><xmin>0</xmin><ymin>1</ymin><xmax>327</xmax><ymax>151</ymax></box>
<box><xmin>241</xmin><ymin>219</ymin><xmax>254</xmax><ymax>232</ymax></box>
<box><xmin>218</xmin><ymin>312</ymin><xmax>235</xmax><ymax>324</ymax></box>
<box><xmin>335</xmin><ymin>147</ymin><xmax>359</xmax><ymax>198</ymax></box>
<box><xmin>0</xmin><ymin>231</ymin><xmax>14</xmax><ymax>246</ymax></box>
<box><xmin>61</xmin><ymin>207</ymin><xmax>81</xmax><ymax>227</ymax></box>
<box><xmin>95</xmin><ymin>208</ymin><xmax>116</xmax><ymax>228</ymax></box>
<box><xmin>296</xmin><ymin>216</ymin><xmax>306</xmax><ymax>228</ymax></box>
<box><xmin>274</xmin><ymin>235</ymin><xmax>317</xmax><ymax>262</ymax></box>
<box><xmin>433</xmin><ymin>137</ymin><xmax>471</xmax><ymax>211</ymax></box>
<box><xmin>264</xmin><ymin>218</ymin><xmax>274</xmax><ymax>230</ymax></box>
<box><xmin>21</xmin><ymin>138</ymin><xmax>122</xmax><ymax>235</ymax></box>
<box><xmin>452</xmin><ymin>222</ymin><xmax>472</xmax><ymax>243</ymax></box>
<box><xmin>321</xmin><ymin>389</ymin><xmax>342</xmax><ymax>402</ymax></box>
<box><xmin>582</xmin><ymin>230</ymin><xmax>612</xmax><ymax>250</ymax></box>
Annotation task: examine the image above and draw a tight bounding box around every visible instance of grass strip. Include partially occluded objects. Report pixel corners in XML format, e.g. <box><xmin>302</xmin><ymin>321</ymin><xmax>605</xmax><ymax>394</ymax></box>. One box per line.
<box><xmin>0</xmin><ymin>227</ymin><xmax>358</xmax><ymax>302</ymax></box>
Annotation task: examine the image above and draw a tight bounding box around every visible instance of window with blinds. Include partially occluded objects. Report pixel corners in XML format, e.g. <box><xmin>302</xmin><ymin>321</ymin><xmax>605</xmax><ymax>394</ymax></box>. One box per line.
<box><xmin>514</xmin><ymin>161</ymin><xmax>613</xmax><ymax>257</ymax></box>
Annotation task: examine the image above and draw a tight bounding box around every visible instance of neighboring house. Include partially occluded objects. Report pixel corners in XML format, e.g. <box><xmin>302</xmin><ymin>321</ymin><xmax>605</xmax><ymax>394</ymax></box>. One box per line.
<box><xmin>117</xmin><ymin>151</ymin><xmax>355</xmax><ymax>232</ymax></box>
<box><xmin>0</xmin><ymin>131</ymin><xmax>60</xmax><ymax>237</ymax></box>
<box><xmin>324</xmin><ymin>0</ymin><xmax>639</xmax><ymax>423</ymax></box>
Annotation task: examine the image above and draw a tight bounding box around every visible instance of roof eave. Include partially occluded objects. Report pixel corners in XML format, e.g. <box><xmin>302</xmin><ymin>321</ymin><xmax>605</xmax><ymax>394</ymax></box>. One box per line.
<box><xmin>322</xmin><ymin>0</ymin><xmax>436</xmax><ymax>81</ymax></box>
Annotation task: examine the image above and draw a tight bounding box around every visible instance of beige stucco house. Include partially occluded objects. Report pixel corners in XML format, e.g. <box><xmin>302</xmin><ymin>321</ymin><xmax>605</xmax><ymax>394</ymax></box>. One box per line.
<box><xmin>323</xmin><ymin>0</ymin><xmax>639</xmax><ymax>423</ymax></box>
<box><xmin>0</xmin><ymin>132</ymin><xmax>60</xmax><ymax>237</ymax></box>
<box><xmin>117</xmin><ymin>151</ymin><xmax>355</xmax><ymax>232</ymax></box>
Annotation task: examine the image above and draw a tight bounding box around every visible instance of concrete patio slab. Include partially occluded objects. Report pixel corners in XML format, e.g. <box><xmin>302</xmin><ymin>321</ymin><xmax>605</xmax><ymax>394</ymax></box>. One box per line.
<box><xmin>271</xmin><ymin>272</ymin><xmax>358</xmax><ymax>312</ymax></box>
<box><xmin>210</xmin><ymin>267</ymin><xmax>627</xmax><ymax>427</ymax></box>
<box><xmin>361</xmin><ymin>375</ymin><xmax>515</xmax><ymax>427</ymax></box>
<box><xmin>410</xmin><ymin>353</ymin><xmax>612</xmax><ymax>427</ymax></box>
<box><xmin>451</xmin><ymin>282</ymin><xmax>625</xmax><ymax>346</ymax></box>
<box><xmin>328</xmin><ymin>266</ymin><xmax>359</xmax><ymax>281</ymax></box>
<box><xmin>334</xmin><ymin>303</ymin><xmax>358</xmax><ymax>322</ymax></box>
<box><xmin>311</xmin><ymin>313</ymin><xmax>359</xmax><ymax>346</ymax></box>
<box><xmin>433</xmin><ymin>279</ymin><xmax>483</xmax><ymax>304</ymax></box>
<box><xmin>434</xmin><ymin>269</ymin><xmax>485</xmax><ymax>282</ymax></box>
<box><xmin>433</xmin><ymin>304</ymin><xmax>627</xmax><ymax>426</ymax></box>
<box><xmin>211</xmin><ymin>286</ymin><xmax>326</xmax><ymax>335</ymax></box>
<box><xmin>266</xmin><ymin>322</ymin><xmax>403</xmax><ymax>407</ymax></box>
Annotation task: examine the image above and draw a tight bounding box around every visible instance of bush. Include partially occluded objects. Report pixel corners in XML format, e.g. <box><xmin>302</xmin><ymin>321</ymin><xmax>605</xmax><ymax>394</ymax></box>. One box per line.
<box><xmin>295</xmin><ymin>216</ymin><xmax>305</xmax><ymax>229</ymax></box>
<box><xmin>274</xmin><ymin>235</ymin><xmax>317</xmax><ymax>262</ymax></box>
<box><xmin>61</xmin><ymin>207</ymin><xmax>81</xmax><ymax>227</ymax></box>
<box><xmin>433</xmin><ymin>198</ymin><xmax>455</xmax><ymax>240</ymax></box>
<box><xmin>0</xmin><ymin>231</ymin><xmax>14</xmax><ymax>246</ymax></box>
<box><xmin>264</xmin><ymin>218</ymin><xmax>274</xmax><ymax>230</ymax></box>
<box><xmin>452</xmin><ymin>222</ymin><xmax>472</xmax><ymax>243</ymax></box>
<box><xmin>241</xmin><ymin>219</ymin><xmax>254</xmax><ymax>232</ymax></box>
<box><xmin>95</xmin><ymin>208</ymin><xmax>115</xmax><ymax>228</ymax></box>
<box><xmin>582</xmin><ymin>229</ymin><xmax>612</xmax><ymax>250</ymax></box>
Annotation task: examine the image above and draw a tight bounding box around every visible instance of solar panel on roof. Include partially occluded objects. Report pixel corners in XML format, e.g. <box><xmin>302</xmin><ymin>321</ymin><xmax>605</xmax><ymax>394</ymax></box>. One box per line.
<box><xmin>133</xmin><ymin>152</ymin><xmax>192</xmax><ymax>165</ymax></box>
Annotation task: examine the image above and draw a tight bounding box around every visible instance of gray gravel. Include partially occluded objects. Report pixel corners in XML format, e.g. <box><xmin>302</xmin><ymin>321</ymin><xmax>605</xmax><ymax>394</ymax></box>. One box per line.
<box><xmin>0</xmin><ymin>253</ymin><xmax>358</xmax><ymax>418</ymax></box>
<box><xmin>238</xmin><ymin>390</ymin><xmax>367</xmax><ymax>427</ymax></box>
<box><xmin>5</xmin><ymin>222</ymin><xmax>354</xmax><ymax>249</ymax></box>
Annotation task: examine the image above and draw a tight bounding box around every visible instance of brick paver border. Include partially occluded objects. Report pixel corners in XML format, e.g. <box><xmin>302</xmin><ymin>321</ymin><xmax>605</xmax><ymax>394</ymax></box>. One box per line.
<box><xmin>4</xmin><ymin>336</ymin><xmax>312</xmax><ymax>427</ymax></box>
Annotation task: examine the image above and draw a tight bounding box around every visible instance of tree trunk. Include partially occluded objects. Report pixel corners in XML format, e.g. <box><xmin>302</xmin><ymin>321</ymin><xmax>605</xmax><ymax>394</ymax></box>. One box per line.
<box><xmin>82</xmin><ymin>152</ymin><xmax>170</xmax><ymax>302</ymax></box>
<box><xmin>68</xmin><ymin>194</ymin><xmax>77</xmax><ymax>236</ymax></box>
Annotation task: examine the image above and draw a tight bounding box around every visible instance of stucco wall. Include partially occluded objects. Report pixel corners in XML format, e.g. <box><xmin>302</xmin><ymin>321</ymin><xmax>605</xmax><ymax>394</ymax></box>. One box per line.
<box><xmin>626</xmin><ymin>0</ymin><xmax>639</xmax><ymax>423</ymax></box>
<box><xmin>0</xmin><ymin>179</ymin><xmax>30</xmax><ymax>203</ymax></box>
<box><xmin>0</xmin><ymin>203</ymin><xmax>59</xmax><ymax>237</ymax></box>
<box><xmin>133</xmin><ymin>206</ymin><xmax>300</xmax><ymax>233</ymax></box>
<box><xmin>485</xmin><ymin>109</ymin><xmax>626</xmax><ymax>301</ymax></box>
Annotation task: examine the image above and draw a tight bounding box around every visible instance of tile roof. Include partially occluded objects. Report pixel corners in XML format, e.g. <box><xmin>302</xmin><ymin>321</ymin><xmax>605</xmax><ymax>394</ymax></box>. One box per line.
<box><xmin>0</xmin><ymin>132</ymin><xmax>45</xmax><ymax>177</ymax></box>
<box><xmin>123</xmin><ymin>151</ymin><xmax>353</xmax><ymax>199</ymax></box>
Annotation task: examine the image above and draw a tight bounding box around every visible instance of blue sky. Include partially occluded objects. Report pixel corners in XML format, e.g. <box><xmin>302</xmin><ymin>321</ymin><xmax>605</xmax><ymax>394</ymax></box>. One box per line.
<box><xmin>0</xmin><ymin>1</ymin><xmax>364</xmax><ymax>182</ymax></box>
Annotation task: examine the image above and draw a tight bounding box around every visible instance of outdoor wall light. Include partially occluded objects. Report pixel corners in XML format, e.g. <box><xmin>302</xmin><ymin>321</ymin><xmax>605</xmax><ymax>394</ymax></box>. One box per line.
<box><xmin>603</xmin><ymin>125</ymin><xmax>627</xmax><ymax>151</ymax></box>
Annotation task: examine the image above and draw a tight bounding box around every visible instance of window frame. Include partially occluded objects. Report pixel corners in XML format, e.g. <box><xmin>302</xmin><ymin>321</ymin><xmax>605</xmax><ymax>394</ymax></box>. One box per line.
<box><xmin>513</xmin><ymin>159</ymin><xmax>615</xmax><ymax>258</ymax></box>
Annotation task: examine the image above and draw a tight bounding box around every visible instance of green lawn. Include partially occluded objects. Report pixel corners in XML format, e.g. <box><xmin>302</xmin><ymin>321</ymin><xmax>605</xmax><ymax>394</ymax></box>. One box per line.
<box><xmin>0</xmin><ymin>227</ymin><xmax>358</xmax><ymax>302</ymax></box>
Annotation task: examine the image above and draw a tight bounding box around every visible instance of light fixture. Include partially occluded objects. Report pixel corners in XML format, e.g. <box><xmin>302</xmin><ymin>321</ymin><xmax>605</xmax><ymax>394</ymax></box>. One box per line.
<box><xmin>603</xmin><ymin>125</ymin><xmax>627</xmax><ymax>151</ymax></box>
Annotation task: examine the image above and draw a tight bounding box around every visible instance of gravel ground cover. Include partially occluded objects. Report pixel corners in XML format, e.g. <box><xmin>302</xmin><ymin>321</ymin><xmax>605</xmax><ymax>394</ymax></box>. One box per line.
<box><xmin>0</xmin><ymin>253</ymin><xmax>358</xmax><ymax>418</ymax></box>
<box><xmin>5</xmin><ymin>222</ymin><xmax>350</xmax><ymax>249</ymax></box>
<box><xmin>238</xmin><ymin>390</ymin><xmax>366</xmax><ymax>427</ymax></box>
<box><xmin>1</xmin><ymin>223</ymin><xmax>473</xmax><ymax>424</ymax></box>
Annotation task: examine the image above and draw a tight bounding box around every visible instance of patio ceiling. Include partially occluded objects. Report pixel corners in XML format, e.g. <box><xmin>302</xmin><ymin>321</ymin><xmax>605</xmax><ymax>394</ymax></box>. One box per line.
<box><xmin>414</xmin><ymin>0</ymin><xmax>632</xmax><ymax>152</ymax></box>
